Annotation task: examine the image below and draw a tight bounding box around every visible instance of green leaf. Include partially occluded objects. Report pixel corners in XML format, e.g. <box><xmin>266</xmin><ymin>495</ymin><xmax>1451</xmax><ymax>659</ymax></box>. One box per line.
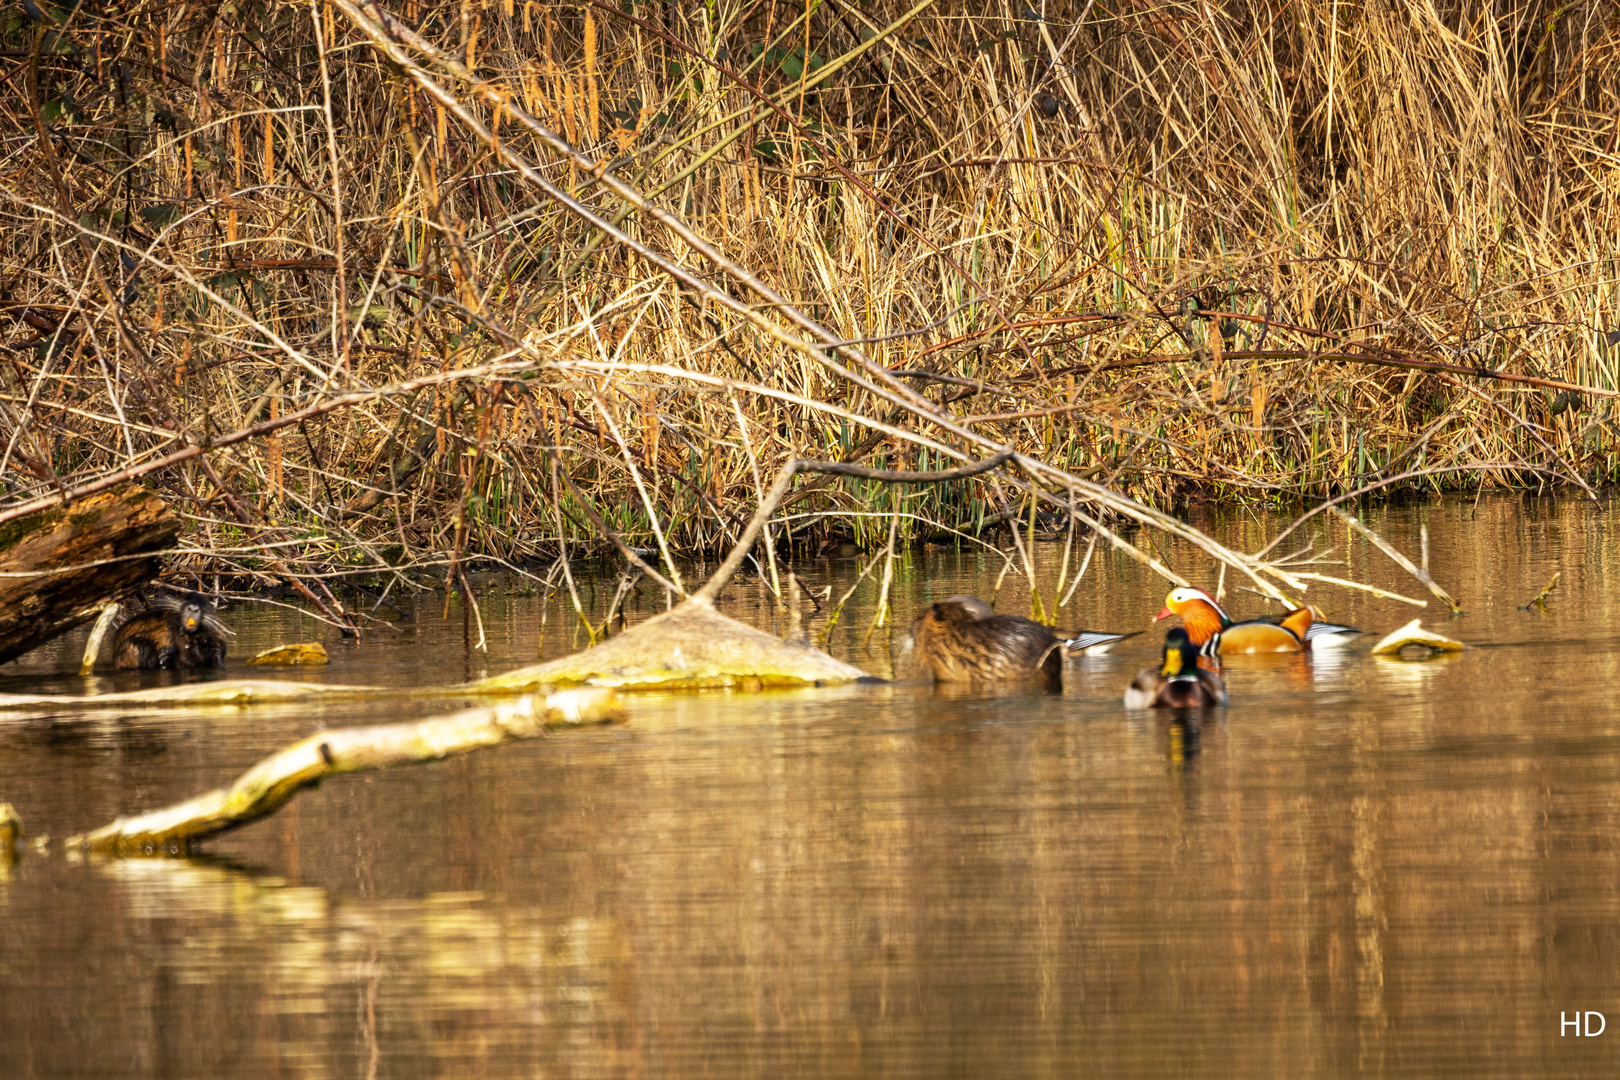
<box><xmin>351</xmin><ymin>303</ymin><xmax>390</xmax><ymax>328</ymax></box>
<box><xmin>139</xmin><ymin>203</ymin><xmax>184</xmax><ymax>228</ymax></box>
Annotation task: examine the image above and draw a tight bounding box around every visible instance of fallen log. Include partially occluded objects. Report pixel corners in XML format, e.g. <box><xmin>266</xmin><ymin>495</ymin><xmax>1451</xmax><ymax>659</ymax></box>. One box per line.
<box><xmin>67</xmin><ymin>687</ymin><xmax>624</xmax><ymax>854</ymax></box>
<box><xmin>0</xmin><ymin>484</ymin><xmax>180</xmax><ymax>664</ymax></box>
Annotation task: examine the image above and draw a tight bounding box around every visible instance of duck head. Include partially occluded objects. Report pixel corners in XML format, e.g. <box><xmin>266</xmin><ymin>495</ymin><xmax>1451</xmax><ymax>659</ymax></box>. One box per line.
<box><xmin>1154</xmin><ymin>586</ymin><xmax>1228</xmax><ymax>647</ymax></box>
<box><xmin>1159</xmin><ymin>627</ymin><xmax>1201</xmax><ymax>678</ymax></box>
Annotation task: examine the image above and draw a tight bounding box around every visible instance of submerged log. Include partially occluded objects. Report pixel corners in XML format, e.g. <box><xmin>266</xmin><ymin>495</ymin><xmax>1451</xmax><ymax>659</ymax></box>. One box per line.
<box><xmin>0</xmin><ymin>484</ymin><xmax>180</xmax><ymax>665</ymax></box>
<box><xmin>473</xmin><ymin>598</ymin><xmax>872</xmax><ymax>691</ymax></box>
<box><xmin>68</xmin><ymin>687</ymin><xmax>624</xmax><ymax>854</ymax></box>
<box><xmin>0</xmin><ymin>679</ymin><xmax>383</xmax><ymax>709</ymax></box>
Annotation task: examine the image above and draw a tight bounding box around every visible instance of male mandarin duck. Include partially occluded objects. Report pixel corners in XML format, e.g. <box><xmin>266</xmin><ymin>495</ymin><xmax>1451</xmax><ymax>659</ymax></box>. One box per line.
<box><xmin>902</xmin><ymin>595</ymin><xmax>1132</xmax><ymax>689</ymax></box>
<box><xmin>1123</xmin><ymin>627</ymin><xmax>1228</xmax><ymax>708</ymax></box>
<box><xmin>1154</xmin><ymin>586</ymin><xmax>1359</xmax><ymax>656</ymax></box>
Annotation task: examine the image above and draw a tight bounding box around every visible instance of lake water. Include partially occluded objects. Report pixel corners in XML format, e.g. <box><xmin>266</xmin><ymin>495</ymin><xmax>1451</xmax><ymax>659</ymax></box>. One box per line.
<box><xmin>2</xmin><ymin>494</ymin><xmax>1619</xmax><ymax>1077</ymax></box>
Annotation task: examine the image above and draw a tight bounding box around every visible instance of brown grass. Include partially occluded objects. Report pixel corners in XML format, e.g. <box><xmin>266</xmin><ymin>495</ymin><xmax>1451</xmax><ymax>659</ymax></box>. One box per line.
<box><xmin>1</xmin><ymin>0</ymin><xmax>1617</xmax><ymax>608</ymax></box>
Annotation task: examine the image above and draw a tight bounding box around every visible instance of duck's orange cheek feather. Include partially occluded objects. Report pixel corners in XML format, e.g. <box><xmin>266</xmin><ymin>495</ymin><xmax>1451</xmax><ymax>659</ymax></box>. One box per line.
<box><xmin>1177</xmin><ymin>606</ymin><xmax>1226</xmax><ymax>645</ymax></box>
<box><xmin>1219</xmin><ymin>623</ymin><xmax>1304</xmax><ymax>653</ymax></box>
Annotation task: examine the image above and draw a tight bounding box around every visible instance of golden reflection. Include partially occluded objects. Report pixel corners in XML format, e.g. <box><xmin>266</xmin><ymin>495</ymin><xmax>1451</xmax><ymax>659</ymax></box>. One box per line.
<box><xmin>1370</xmin><ymin>650</ymin><xmax>1466</xmax><ymax>690</ymax></box>
<box><xmin>4</xmin><ymin>495</ymin><xmax>1620</xmax><ymax>1076</ymax></box>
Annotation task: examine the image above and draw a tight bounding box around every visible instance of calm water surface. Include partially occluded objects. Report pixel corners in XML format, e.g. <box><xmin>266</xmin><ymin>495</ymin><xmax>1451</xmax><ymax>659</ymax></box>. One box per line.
<box><xmin>3</xmin><ymin>495</ymin><xmax>1620</xmax><ymax>1077</ymax></box>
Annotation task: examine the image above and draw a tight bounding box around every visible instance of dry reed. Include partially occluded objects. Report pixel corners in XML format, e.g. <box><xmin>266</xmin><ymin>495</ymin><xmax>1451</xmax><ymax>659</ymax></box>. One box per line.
<box><xmin>2</xmin><ymin>0</ymin><xmax>1617</xmax><ymax>616</ymax></box>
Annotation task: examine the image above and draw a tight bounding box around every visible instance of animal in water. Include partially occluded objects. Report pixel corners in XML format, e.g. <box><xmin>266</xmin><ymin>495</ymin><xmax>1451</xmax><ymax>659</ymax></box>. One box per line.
<box><xmin>110</xmin><ymin>592</ymin><xmax>228</xmax><ymax>670</ymax></box>
<box><xmin>1154</xmin><ymin>586</ymin><xmax>1359</xmax><ymax>657</ymax></box>
<box><xmin>1123</xmin><ymin>628</ymin><xmax>1228</xmax><ymax>709</ymax></box>
<box><xmin>1255</xmin><ymin>608</ymin><xmax>1363</xmax><ymax>649</ymax></box>
<box><xmin>901</xmin><ymin>594</ymin><xmax>1130</xmax><ymax>688</ymax></box>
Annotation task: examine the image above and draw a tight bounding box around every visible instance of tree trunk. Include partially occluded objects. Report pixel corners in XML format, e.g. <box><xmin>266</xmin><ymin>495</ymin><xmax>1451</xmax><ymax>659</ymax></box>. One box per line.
<box><xmin>0</xmin><ymin>484</ymin><xmax>180</xmax><ymax>664</ymax></box>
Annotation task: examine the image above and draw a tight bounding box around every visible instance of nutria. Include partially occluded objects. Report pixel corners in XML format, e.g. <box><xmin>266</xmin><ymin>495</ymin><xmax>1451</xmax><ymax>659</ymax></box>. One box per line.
<box><xmin>901</xmin><ymin>595</ymin><xmax>1129</xmax><ymax>689</ymax></box>
<box><xmin>111</xmin><ymin>592</ymin><xmax>228</xmax><ymax>670</ymax></box>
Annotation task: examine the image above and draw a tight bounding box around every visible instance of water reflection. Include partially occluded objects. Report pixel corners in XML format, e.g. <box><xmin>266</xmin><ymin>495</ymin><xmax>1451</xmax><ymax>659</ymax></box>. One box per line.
<box><xmin>3</xmin><ymin>494</ymin><xmax>1620</xmax><ymax>1077</ymax></box>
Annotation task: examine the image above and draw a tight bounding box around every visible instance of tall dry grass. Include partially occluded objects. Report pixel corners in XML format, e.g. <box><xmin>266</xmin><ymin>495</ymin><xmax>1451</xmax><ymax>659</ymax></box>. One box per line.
<box><xmin>1</xmin><ymin>0</ymin><xmax>1618</xmax><ymax>613</ymax></box>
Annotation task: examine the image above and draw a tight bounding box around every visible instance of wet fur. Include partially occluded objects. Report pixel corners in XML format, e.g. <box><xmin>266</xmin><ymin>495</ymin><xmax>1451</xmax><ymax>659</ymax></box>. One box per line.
<box><xmin>905</xmin><ymin>596</ymin><xmax>1063</xmax><ymax>689</ymax></box>
<box><xmin>111</xmin><ymin>593</ymin><xmax>228</xmax><ymax>670</ymax></box>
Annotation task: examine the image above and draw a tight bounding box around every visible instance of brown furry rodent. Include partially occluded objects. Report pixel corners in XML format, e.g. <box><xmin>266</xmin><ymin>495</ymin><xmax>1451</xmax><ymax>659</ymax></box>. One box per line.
<box><xmin>111</xmin><ymin>592</ymin><xmax>228</xmax><ymax>670</ymax></box>
<box><xmin>902</xmin><ymin>595</ymin><xmax>1063</xmax><ymax>689</ymax></box>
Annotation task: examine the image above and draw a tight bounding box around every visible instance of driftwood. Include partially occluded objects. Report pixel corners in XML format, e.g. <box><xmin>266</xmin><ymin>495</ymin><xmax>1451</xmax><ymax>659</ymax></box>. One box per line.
<box><xmin>67</xmin><ymin>687</ymin><xmax>624</xmax><ymax>853</ymax></box>
<box><xmin>0</xmin><ymin>484</ymin><xmax>179</xmax><ymax>664</ymax></box>
<box><xmin>474</xmin><ymin>598</ymin><xmax>871</xmax><ymax>691</ymax></box>
<box><xmin>1370</xmin><ymin>619</ymin><xmax>1466</xmax><ymax>656</ymax></box>
<box><xmin>1330</xmin><ymin>507</ymin><xmax>1462</xmax><ymax>614</ymax></box>
<box><xmin>78</xmin><ymin>603</ymin><xmax>122</xmax><ymax>675</ymax></box>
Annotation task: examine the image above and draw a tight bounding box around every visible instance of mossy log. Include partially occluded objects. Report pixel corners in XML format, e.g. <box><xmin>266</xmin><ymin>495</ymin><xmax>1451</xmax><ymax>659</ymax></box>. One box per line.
<box><xmin>0</xmin><ymin>484</ymin><xmax>179</xmax><ymax>664</ymax></box>
<box><xmin>473</xmin><ymin>598</ymin><xmax>872</xmax><ymax>691</ymax></box>
<box><xmin>245</xmin><ymin>642</ymin><xmax>330</xmax><ymax>666</ymax></box>
<box><xmin>67</xmin><ymin>687</ymin><xmax>624</xmax><ymax>854</ymax></box>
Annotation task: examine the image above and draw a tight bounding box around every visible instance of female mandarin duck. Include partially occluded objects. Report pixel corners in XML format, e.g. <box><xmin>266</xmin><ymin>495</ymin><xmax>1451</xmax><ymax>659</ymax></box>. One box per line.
<box><xmin>902</xmin><ymin>595</ymin><xmax>1130</xmax><ymax>689</ymax></box>
<box><xmin>1123</xmin><ymin>627</ymin><xmax>1228</xmax><ymax>708</ymax></box>
<box><xmin>1154</xmin><ymin>586</ymin><xmax>1359</xmax><ymax>656</ymax></box>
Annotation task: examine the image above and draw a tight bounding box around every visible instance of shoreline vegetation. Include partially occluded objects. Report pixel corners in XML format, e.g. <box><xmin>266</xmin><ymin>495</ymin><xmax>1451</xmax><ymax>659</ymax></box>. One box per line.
<box><xmin>3</xmin><ymin>0</ymin><xmax>1617</xmax><ymax>633</ymax></box>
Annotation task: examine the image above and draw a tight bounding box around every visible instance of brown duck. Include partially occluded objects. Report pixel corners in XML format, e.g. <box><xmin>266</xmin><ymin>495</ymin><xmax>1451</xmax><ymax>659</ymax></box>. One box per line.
<box><xmin>902</xmin><ymin>595</ymin><xmax>1129</xmax><ymax>689</ymax></box>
